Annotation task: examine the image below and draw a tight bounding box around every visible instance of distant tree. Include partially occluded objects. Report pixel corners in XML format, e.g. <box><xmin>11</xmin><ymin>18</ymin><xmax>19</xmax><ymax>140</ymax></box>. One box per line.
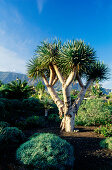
<box><xmin>91</xmin><ymin>81</ymin><xmax>103</xmax><ymax>97</ymax></box>
<box><xmin>35</xmin><ymin>81</ymin><xmax>45</xmax><ymax>100</ymax></box>
<box><xmin>27</xmin><ymin>40</ymin><xmax>109</xmax><ymax>132</ymax></box>
<box><xmin>1</xmin><ymin>79</ymin><xmax>34</xmax><ymax>99</ymax></box>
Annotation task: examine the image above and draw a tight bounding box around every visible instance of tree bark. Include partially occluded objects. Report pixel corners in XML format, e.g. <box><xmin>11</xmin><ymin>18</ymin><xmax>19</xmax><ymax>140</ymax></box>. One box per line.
<box><xmin>45</xmin><ymin>109</ymin><xmax>48</xmax><ymax>117</ymax></box>
<box><xmin>42</xmin><ymin>75</ymin><xmax>64</xmax><ymax>116</ymax></box>
<box><xmin>61</xmin><ymin>86</ymin><xmax>75</xmax><ymax>132</ymax></box>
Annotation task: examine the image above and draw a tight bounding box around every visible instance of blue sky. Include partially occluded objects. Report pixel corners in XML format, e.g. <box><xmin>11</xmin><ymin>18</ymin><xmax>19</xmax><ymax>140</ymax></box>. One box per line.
<box><xmin>0</xmin><ymin>0</ymin><xmax>112</xmax><ymax>88</ymax></box>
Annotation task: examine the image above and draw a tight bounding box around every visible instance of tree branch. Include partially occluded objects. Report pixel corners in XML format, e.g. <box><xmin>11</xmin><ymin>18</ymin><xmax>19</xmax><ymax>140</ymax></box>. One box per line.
<box><xmin>49</xmin><ymin>64</ymin><xmax>56</xmax><ymax>85</ymax></box>
<box><xmin>42</xmin><ymin>73</ymin><xmax>64</xmax><ymax>116</ymax></box>
<box><xmin>42</xmin><ymin>74</ymin><xmax>49</xmax><ymax>86</ymax></box>
<box><xmin>65</xmin><ymin>67</ymin><xmax>76</xmax><ymax>88</ymax></box>
<box><xmin>52</xmin><ymin>76</ymin><xmax>58</xmax><ymax>86</ymax></box>
<box><xmin>72</xmin><ymin>79</ymin><xmax>93</xmax><ymax>114</ymax></box>
<box><xmin>77</xmin><ymin>74</ymin><xmax>84</xmax><ymax>88</ymax></box>
<box><xmin>53</xmin><ymin>64</ymin><xmax>64</xmax><ymax>84</ymax></box>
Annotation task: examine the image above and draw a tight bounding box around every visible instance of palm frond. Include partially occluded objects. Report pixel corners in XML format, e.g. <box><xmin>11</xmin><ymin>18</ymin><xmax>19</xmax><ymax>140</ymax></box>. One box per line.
<box><xmin>85</xmin><ymin>61</ymin><xmax>109</xmax><ymax>81</ymax></box>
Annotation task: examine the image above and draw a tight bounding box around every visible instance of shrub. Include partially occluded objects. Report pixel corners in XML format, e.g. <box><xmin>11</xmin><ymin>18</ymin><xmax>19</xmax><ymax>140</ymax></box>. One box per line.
<box><xmin>0</xmin><ymin>121</ymin><xmax>10</xmax><ymax>133</ymax></box>
<box><xmin>1</xmin><ymin>79</ymin><xmax>34</xmax><ymax>99</ymax></box>
<box><xmin>75</xmin><ymin>98</ymin><xmax>112</xmax><ymax>126</ymax></box>
<box><xmin>48</xmin><ymin>114</ymin><xmax>61</xmax><ymax>123</ymax></box>
<box><xmin>25</xmin><ymin>115</ymin><xmax>46</xmax><ymax>128</ymax></box>
<box><xmin>94</xmin><ymin>124</ymin><xmax>112</xmax><ymax>137</ymax></box>
<box><xmin>17</xmin><ymin>116</ymin><xmax>47</xmax><ymax>129</ymax></box>
<box><xmin>0</xmin><ymin>127</ymin><xmax>25</xmax><ymax>153</ymax></box>
<box><xmin>16</xmin><ymin>133</ymin><xmax>74</xmax><ymax>169</ymax></box>
<box><xmin>22</xmin><ymin>98</ymin><xmax>44</xmax><ymax>115</ymax></box>
<box><xmin>100</xmin><ymin>137</ymin><xmax>112</xmax><ymax>150</ymax></box>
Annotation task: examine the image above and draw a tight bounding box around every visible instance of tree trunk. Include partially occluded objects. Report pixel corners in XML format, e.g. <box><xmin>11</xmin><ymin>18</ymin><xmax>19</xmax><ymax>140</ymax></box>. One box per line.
<box><xmin>45</xmin><ymin>109</ymin><xmax>48</xmax><ymax>117</ymax></box>
<box><xmin>61</xmin><ymin>110</ymin><xmax>75</xmax><ymax>132</ymax></box>
<box><xmin>61</xmin><ymin>86</ymin><xmax>75</xmax><ymax>132</ymax></box>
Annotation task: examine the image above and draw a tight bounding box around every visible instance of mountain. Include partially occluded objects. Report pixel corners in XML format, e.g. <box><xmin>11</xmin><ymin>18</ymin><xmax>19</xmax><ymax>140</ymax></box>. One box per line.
<box><xmin>0</xmin><ymin>71</ymin><xmax>81</xmax><ymax>91</ymax></box>
<box><xmin>0</xmin><ymin>71</ymin><xmax>28</xmax><ymax>84</ymax></box>
<box><xmin>0</xmin><ymin>71</ymin><xmax>111</xmax><ymax>94</ymax></box>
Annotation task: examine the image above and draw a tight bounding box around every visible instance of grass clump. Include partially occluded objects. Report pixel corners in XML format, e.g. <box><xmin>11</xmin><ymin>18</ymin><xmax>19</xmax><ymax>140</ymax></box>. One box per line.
<box><xmin>16</xmin><ymin>133</ymin><xmax>74</xmax><ymax>169</ymax></box>
<box><xmin>100</xmin><ymin>137</ymin><xmax>112</xmax><ymax>150</ymax></box>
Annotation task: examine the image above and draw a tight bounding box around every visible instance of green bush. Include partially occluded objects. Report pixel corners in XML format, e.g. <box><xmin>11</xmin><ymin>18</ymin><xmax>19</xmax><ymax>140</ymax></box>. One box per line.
<box><xmin>100</xmin><ymin>137</ymin><xmax>112</xmax><ymax>150</ymax></box>
<box><xmin>94</xmin><ymin>124</ymin><xmax>112</xmax><ymax>137</ymax></box>
<box><xmin>0</xmin><ymin>98</ymin><xmax>45</xmax><ymax>124</ymax></box>
<box><xmin>0</xmin><ymin>79</ymin><xmax>34</xmax><ymax>99</ymax></box>
<box><xmin>17</xmin><ymin>116</ymin><xmax>47</xmax><ymax>129</ymax></box>
<box><xmin>0</xmin><ymin>121</ymin><xmax>10</xmax><ymax>133</ymax></box>
<box><xmin>25</xmin><ymin>116</ymin><xmax>46</xmax><ymax>128</ymax></box>
<box><xmin>0</xmin><ymin>127</ymin><xmax>25</xmax><ymax>152</ymax></box>
<box><xmin>16</xmin><ymin>133</ymin><xmax>74</xmax><ymax>169</ymax></box>
<box><xmin>48</xmin><ymin>114</ymin><xmax>61</xmax><ymax>123</ymax></box>
<box><xmin>75</xmin><ymin>98</ymin><xmax>112</xmax><ymax>126</ymax></box>
<box><xmin>22</xmin><ymin>98</ymin><xmax>44</xmax><ymax>115</ymax></box>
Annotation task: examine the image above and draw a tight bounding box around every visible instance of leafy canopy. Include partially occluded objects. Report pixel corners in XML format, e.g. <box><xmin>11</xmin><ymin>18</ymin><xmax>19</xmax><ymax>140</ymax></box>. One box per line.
<box><xmin>27</xmin><ymin>39</ymin><xmax>108</xmax><ymax>82</ymax></box>
<box><xmin>0</xmin><ymin>79</ymin><xmax>34</xmax><ymax>99</ymax></box>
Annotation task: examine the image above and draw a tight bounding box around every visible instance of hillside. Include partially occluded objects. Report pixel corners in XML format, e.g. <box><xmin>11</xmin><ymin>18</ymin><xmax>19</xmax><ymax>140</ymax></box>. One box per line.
<box><xmin>0</xmin><ymin>71</ymin><xmax>28</xmax><ymax>84</ymax></box>
<box><xmin>0</xmin><ymin>71</ymin><xmax>111</xmax><ymax>94</ymax></box>
<box><xmin>0</xmin><ymin>71</ymin><xmax>81</xmax><ymax>91</ymax></box>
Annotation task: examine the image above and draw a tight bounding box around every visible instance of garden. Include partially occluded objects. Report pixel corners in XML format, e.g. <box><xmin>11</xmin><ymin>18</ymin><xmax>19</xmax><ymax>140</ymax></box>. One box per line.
<box><xmin>0</xmin><ymin>40</ymin><xmax>112</xmax><ymax>170</ymax></box>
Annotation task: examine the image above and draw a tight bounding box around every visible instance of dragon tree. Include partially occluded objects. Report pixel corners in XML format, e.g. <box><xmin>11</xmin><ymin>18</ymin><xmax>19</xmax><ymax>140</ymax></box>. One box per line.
<box><xmin>27</xmin><ymin>40</ymin><xmax>108</xmax><ymax>132</ymax></box>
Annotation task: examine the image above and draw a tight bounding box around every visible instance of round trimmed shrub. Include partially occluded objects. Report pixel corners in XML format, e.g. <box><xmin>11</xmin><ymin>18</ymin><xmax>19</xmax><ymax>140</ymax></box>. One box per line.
<box><xmin>0</xmin><ymin>127</ymin><xmax>25</xmax><ymax>152</ymax></box>
<box><xmin>100</xmin><ymin>137</ymin><xmax>112</xmax><ymax>150</ymax></box>
<box><xmin>16</xmin><ymin>133</ymin><xmax>74</xmax><ymax>169</ymax></box>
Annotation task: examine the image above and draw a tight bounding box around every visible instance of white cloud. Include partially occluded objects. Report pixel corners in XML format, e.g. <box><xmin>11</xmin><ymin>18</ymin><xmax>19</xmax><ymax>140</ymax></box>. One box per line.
<box><xmin>37</xmin><ymin>0</ymin><xmax>46</xmax><ymax>14</ymax></box>
<box><xmin>0</xmin><ymin>46</ymin><xmax>26</xmax><ymax>73</ymax></box>
<box><xmin>102</xmin><ymin>80</ymin><xmax>112</xmax><ymax>89</ymax></box>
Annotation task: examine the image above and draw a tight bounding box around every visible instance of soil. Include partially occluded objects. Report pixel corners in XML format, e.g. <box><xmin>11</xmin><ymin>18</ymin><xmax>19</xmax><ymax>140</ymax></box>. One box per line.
<box><xmin>0</xmin><ymin>126</ymin><xmax>112</xmax><ymax>170</ymax></box>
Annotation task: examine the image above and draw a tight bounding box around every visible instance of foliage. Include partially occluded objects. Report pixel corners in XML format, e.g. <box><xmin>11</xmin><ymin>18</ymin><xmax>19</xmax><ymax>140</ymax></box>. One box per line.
<box><xmin>25</xmin><ymin>116</ymin><xmax>46</xmax><ymax>128</ymax></box>
<box><xmin>0</xmin><ymin>80</ymin><xmax>3</xmax><ymax>87</ymax></box>
<box><xmin>16</xmin><ymin>133</ymin><xmax>74</xmax><ymax>169</ymax></box>
<box><xmin>0</xmin><ymin>121</ymin><xmax>10</xmax><ymax>133</ymax></box>
<box><xmin>0</xmin><ymin>79</ymin><xmax>34</xmax><ymax>99</ymax></box>
<box><xmin>22</xmin><ymin>98</ymin><xmax>44</xmax><ymax>111</ymax></box>
<box><xmin>27</xmin><ymin>39</ymin><xmax>109</xmax><ymax>82</ymax></box>
<box><xmin>75</xmin><ymin>98</ymin><xmax>112</xmax><ymax>126</ymax></box>
<box><xmin>35</xmin><ymin>81</ymin><xmax>45</xmax><ymax>100</ymax></box>
<box><xmin>0</xmin><ymin>97</ymin><xmax>59</xmax><ymax>125</ymax></box>
<box><xmin>48</xmin><ymin>114</ymin><xmax>61</xmax><ymax>123</ymax></box>
<box><xmin>41</xmin><ymin>97</ymin><xmax>53</xmax><ymax>111</ymax></box>
<box><xmin>100</xmin><ymin>137</ymin><xmax>112</xmax><ymax>150</ymax></box>
<box><xmin>94</xmin><ymin>124</ymin><xmax>112</xmax><ymax>137</ymax></box>
<box><xmin>91</xmin><ymin>81</ymin><xmax>103</xmax><ymax>97</ymax></box>
<box><xmin>17</xmin><ymin>116</ymin><xmax>47</xmax><ymax>130</ymax></box>
<box><xmin>0</xmin><ymin>127</ymin><xmax>25</xmax><ymax>153</ymax></box>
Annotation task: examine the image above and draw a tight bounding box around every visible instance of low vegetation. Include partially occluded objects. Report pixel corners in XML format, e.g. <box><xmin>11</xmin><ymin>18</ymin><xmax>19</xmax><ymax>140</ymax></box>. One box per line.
<box><xmin>100</xmin><ymin>137</ymin><xmax>112</xmax><ymax>150</ymax></box>
<box><xmin>16</xmin><ymin>133</ymin><xmax>74</xmax><ymax>169</ymax></box>
<box><xmin>94</xmin><ymin>124</ymin><xmax>112</xmax><ymax>137</ymax></box>
<box><xmin>75</xmin><ymin>98</ymin><xmax>112</xmax><ymax>126</ymax></box>
<box><xmin>0</xmin><ymin>127</ymin><xmax>25</xmax><ymax>154</ymax></box>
